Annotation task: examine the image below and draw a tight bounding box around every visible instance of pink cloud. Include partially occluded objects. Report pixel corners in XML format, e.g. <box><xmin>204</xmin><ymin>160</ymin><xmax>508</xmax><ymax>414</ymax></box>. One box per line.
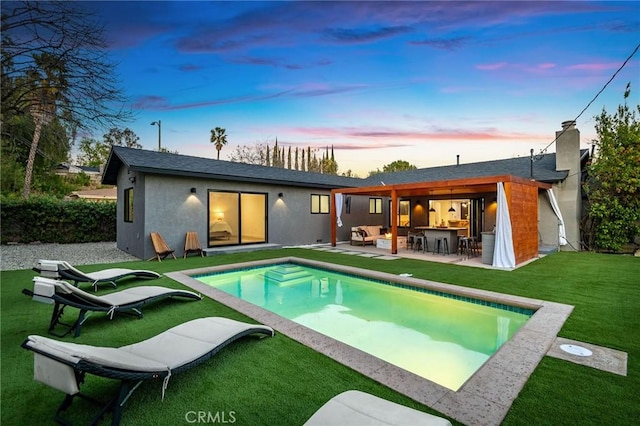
<box><xmin>476</xmin><ymin>62</ymin><xmax>508</xmax><ymax>71</ymax></box>
<box><xmin>279</xmin><ymin>125</ymin><xmax>541</xmax><ymax>143</ymax></box>
<box><xmin>567</xmin><ymin>62</ymin><xmax>621</xmax><ymax>71</ymax></box>
<box><xmin>132</xmin><ymin>90</ymin><xmax>293</xmax><ymax>111</ymax></box>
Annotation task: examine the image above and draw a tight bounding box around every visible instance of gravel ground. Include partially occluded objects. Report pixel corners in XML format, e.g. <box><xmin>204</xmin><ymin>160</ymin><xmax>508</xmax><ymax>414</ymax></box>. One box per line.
<box><xmin>0</xmin><ymin>242</ymin><xmax>139</xmax><ymax>271</ymax></box>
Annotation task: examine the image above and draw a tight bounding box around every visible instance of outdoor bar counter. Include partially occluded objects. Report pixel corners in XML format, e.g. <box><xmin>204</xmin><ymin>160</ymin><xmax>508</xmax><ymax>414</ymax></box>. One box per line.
<box><xmin>414</xmin><ymin>226</ymin><xmax>468</xmax><ymax>253</ymax></box>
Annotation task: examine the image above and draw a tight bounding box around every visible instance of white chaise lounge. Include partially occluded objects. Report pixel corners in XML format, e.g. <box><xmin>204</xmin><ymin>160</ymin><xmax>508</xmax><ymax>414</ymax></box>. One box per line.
<box><xmin>305</xmin><ymin>390</ymin><xmax>452</xmax><ymax>426</ymax></box>
<box><xmin>34</xmin><ymin>259</ymin><xmax>161</xmax><ymax>291</ymax></box>
<box><xmin>22</xmin><ymin>317</ymin><xmax>275</xmax><ymax>426</ymax></box>
<box><xmin>23</xmin><ymin>276</ymin><xmax>201</xmax><ymax>337</ymax></box>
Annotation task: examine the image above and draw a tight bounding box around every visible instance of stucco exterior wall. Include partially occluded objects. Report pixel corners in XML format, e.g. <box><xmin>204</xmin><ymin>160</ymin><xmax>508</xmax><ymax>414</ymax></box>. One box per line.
<box><xmin>115</xmin><ymin>171</ymin><xmax>361</xmax><ymax>259</ymax></box>
<box><xmin>538</xmin><ymin>189</ymin><xmax>561</xmax><ymax>248</ymax></box>
<box><xmin>115</xmin><ymin>168</ymin><xmax>146</xmax><ymax>257</ymax></box>
<box><xmin>335</xmin><ymin>195</ymin><xmax>390</xmax><ymax>234</ymax></box>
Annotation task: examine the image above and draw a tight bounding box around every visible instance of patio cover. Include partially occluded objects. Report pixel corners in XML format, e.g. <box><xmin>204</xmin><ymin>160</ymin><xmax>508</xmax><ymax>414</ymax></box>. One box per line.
<box><xmin>331</xmin><ymin>174</ymin><xmax>551</xmax><ymax>265</ymax></box>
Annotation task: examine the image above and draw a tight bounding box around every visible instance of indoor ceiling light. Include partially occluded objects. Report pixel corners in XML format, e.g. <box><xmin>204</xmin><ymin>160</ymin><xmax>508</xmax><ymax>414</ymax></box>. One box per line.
<box><xmin>448</xmin><ymin>189</ymin><xmax>456</xmax><ymax>212</ymax></box>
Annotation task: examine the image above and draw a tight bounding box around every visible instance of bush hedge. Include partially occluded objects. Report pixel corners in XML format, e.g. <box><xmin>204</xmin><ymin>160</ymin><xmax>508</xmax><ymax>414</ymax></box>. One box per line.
<box><xmin>0</xmin><ymin>196</ymin><xmax>116</xmax><ymax>244</ymax></box>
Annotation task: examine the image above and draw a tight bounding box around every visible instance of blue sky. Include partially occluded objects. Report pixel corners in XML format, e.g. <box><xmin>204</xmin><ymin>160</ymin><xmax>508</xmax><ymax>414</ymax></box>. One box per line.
<box><xmin>88</xmin><ymin>1</ymin><xmax>639</xmax><ymax>176</ymax></box>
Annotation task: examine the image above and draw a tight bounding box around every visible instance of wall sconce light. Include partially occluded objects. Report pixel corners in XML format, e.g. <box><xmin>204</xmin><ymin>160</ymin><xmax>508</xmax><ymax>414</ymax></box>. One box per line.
<box><xmin>278</xmin><ymin>192</ymin><xmax>284</xmax><ymax>198</ymax></box>
<box><xmin>216</xmin><ymin>212</ymin><xmax>224</xmax><ymax>221</ymax></box>
<box><xmin>190</xmin><ymin>187</ymin><xmax>196</xmax><ymax>194</ymax></box>
<box><xmin>128</xmin><ymin>176</ymin><xmax>136</xmax><ymax>184</ymax></box>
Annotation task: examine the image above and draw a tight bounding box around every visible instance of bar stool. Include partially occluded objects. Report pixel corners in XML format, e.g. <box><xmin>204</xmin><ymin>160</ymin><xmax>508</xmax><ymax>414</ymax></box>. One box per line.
<box><xmin>413</xmin><ymin>234</ymin><xmax>427</xmax><ymax>253</ymax></box>
<box><xmin>407</xmin><ymin>232</ymin><xmax>416</xmax><ymax>250</ymax></box>
<box><xmin>433</xmin><ymin>237</ymin><xmax>449</xmax><ymax>255</ymax></box>
<box><xmin>419</xmin><ymin>234</ymin><xmax>428</xmax><ymax>253</ymax></box>
<box><xmin>468</xmin><ymin>236</ymin><xmax>479</xmax><ymax>257</ymax></box>
<box><xmin>458</xmin><ymin>237</ymin><xmax>470</xmax><ymax>258</ymax></box>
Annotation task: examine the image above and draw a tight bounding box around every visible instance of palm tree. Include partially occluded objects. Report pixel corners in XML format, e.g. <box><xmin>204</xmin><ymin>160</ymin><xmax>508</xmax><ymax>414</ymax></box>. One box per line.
<box><xmin>210</xmin><ymin>127</ymin><xmax>227</xmax><ymax>160</ymax></box>
<box><xmin>22</xmin><ymin>53</ymin><xmax>64</xmax><ymax>198</ymax></box>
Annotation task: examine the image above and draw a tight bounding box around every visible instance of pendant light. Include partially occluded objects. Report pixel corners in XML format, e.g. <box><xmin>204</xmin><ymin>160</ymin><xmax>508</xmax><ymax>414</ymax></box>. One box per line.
<box><xmin>429</xmin><ymin>201</ymin><xmax>436</xmax><ymax>212</ymax></box>
<box><xmin>448</xmin><ymin>189</ymin><xmax>456</xmax><ymax>212</ymax></box>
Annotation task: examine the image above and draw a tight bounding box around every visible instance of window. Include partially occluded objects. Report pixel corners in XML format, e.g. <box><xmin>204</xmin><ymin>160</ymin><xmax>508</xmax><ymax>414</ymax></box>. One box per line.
<box><xmin>124</xmin><ymin>187</ymin><xmax>133</xmax><ymax>222</ymax></box>
<box><xmin>369</xmin><ymin>197</ymin><xmax>382</xmax><ymax>214</ymax></box>
<box><xmin>400</xmin><ymin>199</ymin><xmax>411</xmax><ymax>227</ymax></box>
<box><xmin>311</xmin><ymin>194</ymin><xmax>330</xmax><ymax>214</ymax></box>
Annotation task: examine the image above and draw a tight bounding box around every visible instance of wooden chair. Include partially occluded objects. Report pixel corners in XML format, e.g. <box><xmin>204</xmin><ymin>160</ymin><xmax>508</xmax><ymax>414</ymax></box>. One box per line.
<box><xmin>184</xmin><ymin>231</ymin><xmax>204</xmax><ymax>258</ymax></box>
<box><xmin>148</xmin><ymin>232</ymin><xmax>176</xmax><ymax>261</ymax></box>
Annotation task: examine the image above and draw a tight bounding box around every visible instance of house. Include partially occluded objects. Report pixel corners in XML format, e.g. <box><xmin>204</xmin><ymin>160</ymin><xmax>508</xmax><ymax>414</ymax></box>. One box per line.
<box><xmin>68</xmin><ymin>187</ymin><xmax>117</xmax><ymax>202</ymax></box>
<box><xmin>56</xmin><ymin>163</ymin><xmax>103</xmax><ymax>184</ymax></box>
<box><xmin>102</xmin><ymin>121</ymin><xmax>588</xmax><ymax>265</ymax></box>
<box><xmin>101</xmin><ymin>147</ymin><xmax>364</xmax><ymax>260</ymax></box>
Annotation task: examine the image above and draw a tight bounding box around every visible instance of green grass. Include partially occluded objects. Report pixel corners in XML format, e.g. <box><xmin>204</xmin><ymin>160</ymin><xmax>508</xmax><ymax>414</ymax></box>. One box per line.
<box><xmin>1</xmin><ymin>249</ymin><xmax>638</xmax><ymax>425</ymax></box>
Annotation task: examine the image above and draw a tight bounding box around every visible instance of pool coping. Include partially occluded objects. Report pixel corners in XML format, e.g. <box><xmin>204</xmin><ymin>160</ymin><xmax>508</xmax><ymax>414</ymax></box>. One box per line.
<box><xmin>167</xmin><ymin>257</ymin><xmax>574</xmax><ymax>426</ymax></box>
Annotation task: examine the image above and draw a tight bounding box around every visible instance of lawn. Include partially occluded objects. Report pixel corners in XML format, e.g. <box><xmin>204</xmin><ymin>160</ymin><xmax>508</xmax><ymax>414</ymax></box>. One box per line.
<box><xmin>1</xmin><ymin>249</ymin><xmax>638</xmax><ymax>425</ymax></box>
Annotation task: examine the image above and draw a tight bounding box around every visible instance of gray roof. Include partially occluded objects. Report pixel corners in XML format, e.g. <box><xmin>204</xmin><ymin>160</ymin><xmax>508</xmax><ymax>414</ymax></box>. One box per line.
<box><xmin>102</xmin><ymin>146</ymin><xmax>363</xmax><ymax>189</ymax></box>
<box><xmin>360</xmin><ymin>151</ymin><xmax>585</xmax><ymax>186</ymax></box>
<box><xmin>103</xmin><ymin>146</ymin><xmax>584</xmax><ymax>189</ymax></box>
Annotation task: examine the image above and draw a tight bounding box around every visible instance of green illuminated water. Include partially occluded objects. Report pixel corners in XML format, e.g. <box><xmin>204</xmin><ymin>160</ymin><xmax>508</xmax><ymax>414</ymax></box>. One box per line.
<box><xmin>196</xmin><ymin>263</ymin><xmax>530</xmax><ymax>390</ymax></box>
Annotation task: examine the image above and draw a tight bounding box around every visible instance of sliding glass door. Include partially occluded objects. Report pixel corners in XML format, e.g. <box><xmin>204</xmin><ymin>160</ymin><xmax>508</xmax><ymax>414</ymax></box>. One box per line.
<box><xmin>208</xmin><ymin>191</ymin><xmax>266</xmax><ymax>246</ymax></box>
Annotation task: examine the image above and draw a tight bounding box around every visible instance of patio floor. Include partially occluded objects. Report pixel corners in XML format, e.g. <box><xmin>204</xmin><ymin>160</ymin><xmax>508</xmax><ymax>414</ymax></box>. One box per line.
<box><xmin>301</xmin><ymin>241</ymin><xmax>544</xmax><ymax>270</ymax></box>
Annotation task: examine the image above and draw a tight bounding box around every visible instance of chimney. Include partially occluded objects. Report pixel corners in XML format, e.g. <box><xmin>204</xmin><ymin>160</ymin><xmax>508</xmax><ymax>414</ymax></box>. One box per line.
<box><xmin>554</xmin><ymin>120</ymin><xmax>581</xmax><ymax>252</ymax></box>
<box><xmin>456</xmin><ymin>155</ymin><xmax>460</xmax><ymax>166</ymax></box>
<box><xmin>556</xmin><ymin>120</ymin><xmax>580</xmax><ymax>173</ymax></box>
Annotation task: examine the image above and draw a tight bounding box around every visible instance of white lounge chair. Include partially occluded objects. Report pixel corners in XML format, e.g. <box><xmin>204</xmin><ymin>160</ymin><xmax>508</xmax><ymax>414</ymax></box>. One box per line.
<box><xmin>34</xmin><ymin>259</ymin><xmax>161</xmax><ymax>291</ymax></box>
<box><xmin>22</xmin><ymin>317</ymin><xmax>274</xmax><ymax>426</ymax></box>
<box><xmin>304</xmin><ymin>390</ymin><xmax>452</xmax><ymax>426</ymax></box>
<box><xmin>23</xmin><ymin>276</ymin><xmax>201</xmax><ymax>337</ymax></box>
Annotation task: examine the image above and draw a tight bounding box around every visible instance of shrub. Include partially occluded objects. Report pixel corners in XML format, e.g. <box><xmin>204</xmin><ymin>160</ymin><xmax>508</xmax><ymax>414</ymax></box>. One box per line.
<box><xmin>0</xmin><ymin>196</ymin><xmax>116</xmax><ymax>244</ymax></box>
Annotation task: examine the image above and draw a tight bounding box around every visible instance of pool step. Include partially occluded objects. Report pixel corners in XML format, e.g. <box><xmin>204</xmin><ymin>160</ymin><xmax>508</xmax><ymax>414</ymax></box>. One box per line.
<box><xmin>265</xmin><ymin>265</ymin><xmax>313</xmax><ymax>286</ymax></box>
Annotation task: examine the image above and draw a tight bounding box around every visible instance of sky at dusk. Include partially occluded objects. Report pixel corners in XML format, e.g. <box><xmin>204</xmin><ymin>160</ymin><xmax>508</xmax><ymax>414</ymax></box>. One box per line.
<box><xmin>85</xmin><ymin>1</ymin><xmax>638</xmax><ymax>176</ymax></box>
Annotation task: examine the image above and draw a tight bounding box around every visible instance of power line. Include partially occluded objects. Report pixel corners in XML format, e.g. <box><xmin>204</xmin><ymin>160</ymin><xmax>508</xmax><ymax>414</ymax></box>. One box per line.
<box><xmin>535</xmin><ymin>42</ymin><xmax>640</xmax><ymax>160</ymax></box>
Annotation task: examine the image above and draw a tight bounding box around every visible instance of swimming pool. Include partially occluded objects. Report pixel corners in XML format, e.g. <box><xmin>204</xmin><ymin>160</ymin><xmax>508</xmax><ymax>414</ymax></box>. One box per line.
<box><xmin>193</xmin><ymin>262</ymin><xmax>532</xmax><ymax>390</ymax></box>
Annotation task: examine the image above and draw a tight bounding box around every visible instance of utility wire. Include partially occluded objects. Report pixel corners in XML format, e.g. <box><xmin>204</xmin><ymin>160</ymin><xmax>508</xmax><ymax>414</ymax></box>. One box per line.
<box><xmin>534</xmin><ymin>42</ymin><xmax>640</xmax><ymax>161</ymax></box>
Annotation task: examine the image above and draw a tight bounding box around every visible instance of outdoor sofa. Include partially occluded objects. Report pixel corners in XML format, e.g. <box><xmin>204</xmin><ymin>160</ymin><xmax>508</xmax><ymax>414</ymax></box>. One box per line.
<box><xmin>350</xmin><ymin>225</ymin><xmax>385</xmax><ymax>246</ymax></box>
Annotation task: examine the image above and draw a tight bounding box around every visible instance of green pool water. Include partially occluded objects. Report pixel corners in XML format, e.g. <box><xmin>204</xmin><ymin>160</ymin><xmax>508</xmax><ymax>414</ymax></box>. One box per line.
<box><xmin>195</xmin><ymin>263</ymin><xmax>531</xmax><ymax>390</ymax></box>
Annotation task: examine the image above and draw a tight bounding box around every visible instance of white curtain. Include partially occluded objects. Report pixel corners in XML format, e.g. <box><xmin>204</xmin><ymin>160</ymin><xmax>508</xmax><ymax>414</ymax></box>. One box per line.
<box><xmin>493</xmin><ymin>182</ymin><xmax>516</xmax><ymax>268</ymax></box>
<box><xmin>546</xmin><ymin>188</ymin><xmax>567</xmax><ymax>246</ymax></box>
<box><xmin>335</xmin><ymin>193</ymin><xmax>343</xmax><ymax>227</ymax></box>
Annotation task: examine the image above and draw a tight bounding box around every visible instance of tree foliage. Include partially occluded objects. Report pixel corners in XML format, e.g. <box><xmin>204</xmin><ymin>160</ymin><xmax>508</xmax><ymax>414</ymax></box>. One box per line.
<box><xmin>1</xmin><ymin>1</ymin><xmax>132</xmax><ymax>129</ymax></box>
<box><xmin>2</xmin><ymin>1</ymin><xmax>132</xmax><ymax>197</ymax></box>
<box><xmin>102</xmin><ymin>128</ymin><xmax>142</xmax><ymax>149</ymax></box>
<box><xmin>227</xmin><ymin>139</ymin><xmax>339</xmax><ymax>174</ymax></box>
<box><xmin>76</xmin><ymin>127</ymin><xmax>141</xmax><ymax>167</ymax></box>
<box><xmin>368</xmin><ymin>160</ymin><xmax>417</xmax><ymax>176</ymax></box>
<box><xmin>1</xmin><ymin>113</ymin><xmax>71</xmax><ymax>196</ymax></box>
<box><xmin>584</xmin><ymin>84</ymin><xmax>640</xmax><ymax>252</ymax></box>
<box><xmin>228</xmin><ymin>142</ymin><xmax>270</xmax><ymax>165</ymax></box>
